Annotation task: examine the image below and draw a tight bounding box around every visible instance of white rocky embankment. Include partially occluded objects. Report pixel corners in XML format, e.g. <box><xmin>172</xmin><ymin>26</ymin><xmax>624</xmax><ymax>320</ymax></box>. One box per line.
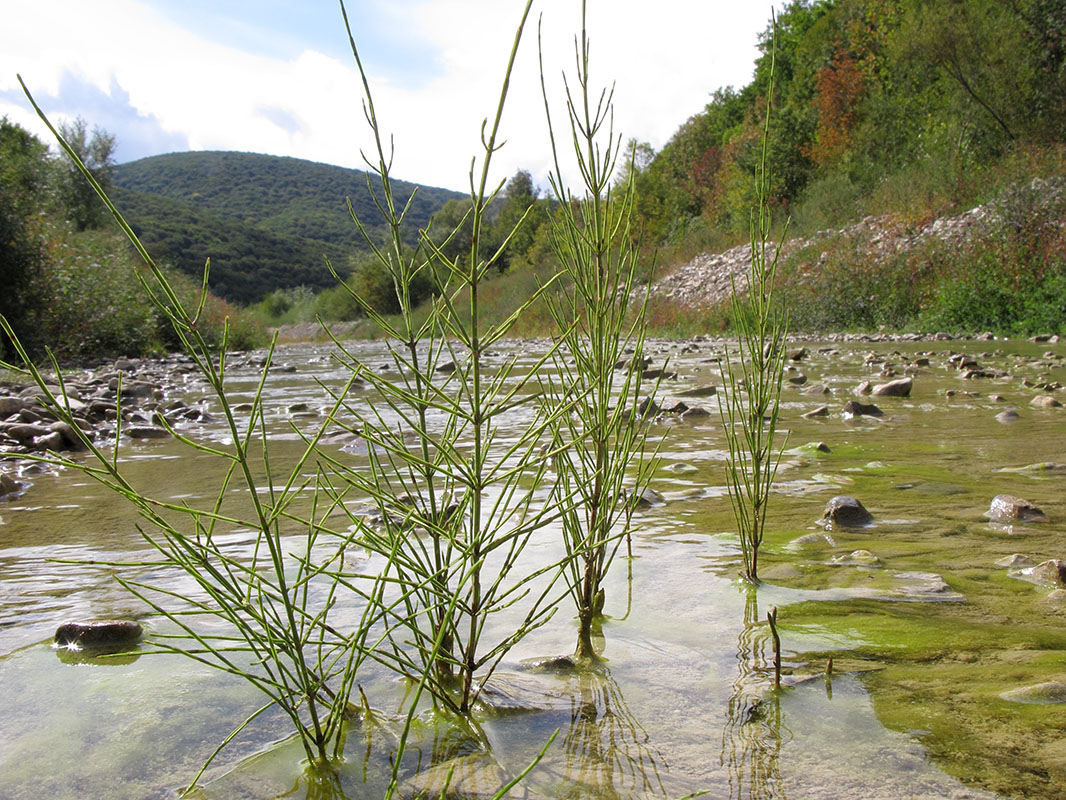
<box><xmin>651</xmin><ymin>177</ymin><xmax>1066</xmax><ymax>308</ymax></box>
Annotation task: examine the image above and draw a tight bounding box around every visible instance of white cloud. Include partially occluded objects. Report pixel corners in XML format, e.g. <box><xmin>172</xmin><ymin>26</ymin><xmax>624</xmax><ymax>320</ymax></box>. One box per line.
<box><xmin>2</xmin><ymin>0</ymin><xmax>781</xmax><ymax>193</ymax></box>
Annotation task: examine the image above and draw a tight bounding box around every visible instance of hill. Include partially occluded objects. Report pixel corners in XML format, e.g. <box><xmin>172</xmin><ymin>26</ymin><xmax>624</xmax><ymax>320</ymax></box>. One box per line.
<box><xmin>112</xmin><ymin>151</ymin><xmax>463</xmax><ymax>304</ymax></box>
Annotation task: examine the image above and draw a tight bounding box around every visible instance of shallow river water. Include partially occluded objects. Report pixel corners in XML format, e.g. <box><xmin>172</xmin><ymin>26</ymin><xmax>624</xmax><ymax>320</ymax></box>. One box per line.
<box><xmin>1</xmin><ymin>336</ymin><xmax>1064</xmax><ymax>800</ymax></box>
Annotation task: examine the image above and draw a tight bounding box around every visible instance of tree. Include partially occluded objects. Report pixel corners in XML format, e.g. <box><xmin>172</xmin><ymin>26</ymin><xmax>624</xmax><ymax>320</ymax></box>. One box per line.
<box><xmin>0</xmin><ymin>118</ymin><xmax>50</xmax><ymax>353</ymax></box>
<box><xmin>54</xmin><ymin>116</ymin><xmax>116</xmax><ymax>231</ymax></box>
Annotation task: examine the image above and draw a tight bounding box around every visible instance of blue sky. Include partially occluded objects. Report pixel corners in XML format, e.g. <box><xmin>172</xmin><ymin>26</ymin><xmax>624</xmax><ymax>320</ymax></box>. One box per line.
<box><xmin>2</xmin><ymin>1</ymin><xmax>783</xmax><ymax>192</ymax></box>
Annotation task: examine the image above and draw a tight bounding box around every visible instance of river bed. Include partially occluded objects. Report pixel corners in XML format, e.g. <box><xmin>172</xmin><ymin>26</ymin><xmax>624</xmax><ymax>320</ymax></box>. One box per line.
<box><xmin>1</xmin><ymin>335</ymin><xmax>1064</xmax><ymax>799</ymax></box>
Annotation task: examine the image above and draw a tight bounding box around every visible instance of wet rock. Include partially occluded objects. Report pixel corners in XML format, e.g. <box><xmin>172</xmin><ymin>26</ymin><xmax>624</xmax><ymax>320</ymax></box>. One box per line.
<box><xmin>664</xmin><ymin>462</ymin><xmax>699</xmax><ymax>474</ymax></box>
<box><xmin>843</xmin><ymin>400</ymin><xmax>883</xmax><ymax>418</ymax></box>
<box><xmin>679</xmin><ymin>405</ymin><xmax>711</xmax><ymax>420</ymax></box>
<box><xmin>995</xmin><ymin>554</ymin><xmax>1035</xmax><ymax>568</ymax></box>
<box><xmin>803</xmin><ymin>405</ymin><xmax>829</xmax><ymax>418</ymax></box>
<box><xmin>1030</xmin><ymin>394</ymin><xmax>1063</xmax><ymax>408</ymax></box>
<box><xmin>830</xmin><ymin>549</ymin><xmax>880</xmax><ymax>566</ymax></box>
<box><xmin>629</xmin><ymin>487</ymin><xmax>665</xmax><ymax>509</ymax></box>
<box><xmin>32</xmin><ymin>431</ymin><xmax>66</xmax><ymax>451</ymax></box>
<box><xmin>855</xmin><ymin>380</ymin><xmax>873</xmax><ymax>395</ymax></box>
<box><xmin>676</xmin><ymin>384</ymin><xmax>716</xmax><ymax>398</ymax></box>
<box><xmin>54</xmin><ymin>620</ymin><xmax>142</xmax><ymax>649</ymax></box>
<box><xmin>0</xmin><ymin>472</ymin><xmax>18</xmax><ymax>496</ymax></box>
<box><xmin>1000</xmin><ymin>681</ymin><xmax>1066</xmax><ymax>704</ymax></box>
<box><xmin>476</xmin><ymin>672</ymin><xmax>570</xmax><ymax>714</ymax></box>
<box><xmin>1</xmin><ymin>422</ymin><xmax>50</xmax><ymax>444</ymax></box>
<box><xmin>636</xmin><ymin>396</ymin><xmax>660</xmax><ymax>417</ymax></box>
<box><xmin>1012</xmin><ymin>560</ymin><xmax>1066</xmax><ymax>587</ymax></box>
<box><xmin>786</xmin><ymin>372</ymin><xmax>808</xmax><ymax>385</ymax></box>
<box><xmin>787</xmin><ymin>347</ymin><xmax>808</xmax><ymax>361</ymax></box>
<box><xmin>125</xmin><ymin>425</ymin><xmax>171</xmax><ymax>440</ymax></box>
<box><xmin>890</xmin><ymin>571</ymin><xmax>964</xmax><ymax>600</ymax></box>
<box><xmin>789</xmin><ymin>532</ymin><xmax>835</xmax><ymax>548</ymax></box>
<box><xmin>986</xmin><ymin>494</ymin><xmax>1048</xmax><ymax>523</ymax></box>
<box><xmin>399</xmin><ymin>752</ymin><xmax>521</xmax><ymax>800</ymax></box>
<box><xmin>996</xmin><ymin>409</ymin><xmax>1021</xmax><ymax>423</ymax></box>
<box><xmin>995</xmin><ymin>462</ymin><xmax>1066</xmax><ymax>474</ymax></box>
<box><xmin>0</xmin><ymin>396</ymin><xmax>27</xmax><ymax>416</ymax></box>
<box><xmin>48</xmin><ymin>421</ymin><xmax>88</xmax><ymax>450</ymax></box>
<box><xmin>804</xmin><ymin>383</ymin><xmax>831</xmax><ymax>394</ymax></box>
<box><xmin>872</xmin><ymin>377</ymin><xmax>912</xmax><ymax>397</ymax></box>
<box><xmin>642</xmin><ymin>367</ymin><xmax>677</xmax><ymax>381</ymax></box>
<box><xmin>822</xmin><ymin>495</ymin><xmax>873</xmax><ymax>528</ymax></box>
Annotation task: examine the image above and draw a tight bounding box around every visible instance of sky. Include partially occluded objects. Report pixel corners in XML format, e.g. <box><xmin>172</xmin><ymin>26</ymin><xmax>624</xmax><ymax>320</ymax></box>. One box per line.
<box><xmin>1</xmin><ymin>0</ymin><xmax>784</xmax><ymax>194</ymax></box>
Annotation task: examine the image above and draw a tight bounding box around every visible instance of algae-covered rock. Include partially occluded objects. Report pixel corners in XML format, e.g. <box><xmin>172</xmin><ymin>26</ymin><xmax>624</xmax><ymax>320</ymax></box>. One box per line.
<box><xmin>995</xmin><ymin>553</ymin><xmax>1035</xmax><ymax>568</ymax></box>
<box><xmin>1000</xmin><ymin>681</ymin><xmax>1066</xmax><ymax>704</ymax></box>
<box><xmin>1012</xmin><ymin>559</ymin><xmax>1066</xmax><ymax>588</ymax></box>
<box><xmin>822</xmin><ymin>496</ymin><xmax>873</xmax><ymax>528</ymax></box>
<box><xmin>986</xmin><ymin>494</ymin><xmax>1048</xmax><ymax>523</ymax></box>
<box><xmin>830</xmin><ymin>549</ymin><xmax>881</xmax><ymax>566</ymax></box>
<box><xmin>789</xmin><ymin>532</ymin><xmax>835</xmax><ymax>548</ymax></box>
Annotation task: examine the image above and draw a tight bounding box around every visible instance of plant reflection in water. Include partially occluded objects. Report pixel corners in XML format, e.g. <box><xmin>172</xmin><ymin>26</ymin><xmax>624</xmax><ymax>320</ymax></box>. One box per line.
<box><xmin>721</xmin><ymin>590</ymin><xmax>791</xmax><ymax>800</ymax></box>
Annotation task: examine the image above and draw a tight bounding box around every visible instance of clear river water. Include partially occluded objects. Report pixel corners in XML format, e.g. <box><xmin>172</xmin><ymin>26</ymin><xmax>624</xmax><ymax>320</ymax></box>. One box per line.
<box><xmin>1</xmin><ymin>335</ymin><xmax>1064</xmax><ymax>800</ymax></box>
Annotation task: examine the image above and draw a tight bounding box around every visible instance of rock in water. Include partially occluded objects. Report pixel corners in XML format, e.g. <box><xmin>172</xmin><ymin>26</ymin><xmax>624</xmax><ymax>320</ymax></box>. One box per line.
<box><xmin>843</xmin><ymin>400</ymin><xmax>883</xmax><ymax>418</ymax></box>
<box><xmin>1000</xmin><ymin>681</ymin><xmax>1066</xmax><ymax>704</ymax></box>
<box><xmin>986</xmin><ymin>494</ymin><xmax>1048</xmax><ymax>523</ymax></box>
<box><xmin>822</xmin><ymin>496</ymin><xmax>873</xmax><ymax>528</ymax></box>
<box><xmin>872</xmin><ymin>377</ymin><xmax>912</xmax><ymax>397</ymax></box>
<box><xmin>54</xmin><ymin>620</ymin><xmax>143</xmax><ymax>649</ymax></box>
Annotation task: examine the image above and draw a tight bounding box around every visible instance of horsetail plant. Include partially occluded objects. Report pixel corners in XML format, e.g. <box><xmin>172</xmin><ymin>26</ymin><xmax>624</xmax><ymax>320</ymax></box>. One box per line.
<box><xmin>6</xmin><ymin>81</ymin><xmax>406</xmax><ymax>785</ymax></box>
<box><xmin>314</xmin><ymin>0</ymin><xmax>579</xmax><ymax>719</ymax></box>
<box><xmin>717</xmin><ymin>15</ymin><xmax>789</xmax><ymax>584</ymax></box>
<box><xmin>538</xmin><ymin>3</ymin><xmax>658</xmax><ymax>663</ymax></box>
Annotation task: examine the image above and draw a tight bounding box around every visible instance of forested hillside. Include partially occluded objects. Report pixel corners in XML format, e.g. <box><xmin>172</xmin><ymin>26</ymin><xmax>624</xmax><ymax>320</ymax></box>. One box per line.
<box><xmin>112</xmin><ymin>151</ymin><xmax>463</xmax><ymax>304</ymax></box>
<box><xmin>630</xmin><ymin>0</ymin><xmax>1065</xmax><ymax>244</ymax></box>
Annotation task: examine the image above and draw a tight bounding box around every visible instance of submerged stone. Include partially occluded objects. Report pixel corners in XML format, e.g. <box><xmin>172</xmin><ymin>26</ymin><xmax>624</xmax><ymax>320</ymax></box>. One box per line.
<box><xmin>1000</xmin><ymin>681</ymin><xmax>1066</xmax><ymax>705</ymax></box>
<box><xmin>830</xmin><ymin>549</ymin><xmax>880</xmax><ymax>566</ymax></box>
<box><xmin>803</xmin><ymin>405</ymin><xmax>830</xmax><ymax>418</ymax></box>
<box><xmin>475</xmin><ymin>672</ymin><xmax>570</xmax><ymax>714</ymax></box>
<box><xmin>822</xmin><ymin>496</ymin><xmax>873</xmax><ymax>528</ymax></box>
<box><xmin>399</xmin><ymin>752</ymin><xmax>523</xmax><ymax>800</ymax></box>
<box><xmin>995</xmin><ymin>553</ymin><xmax>1035</xmax><ymax>568</ymax></box>
<box><xmin>995</xmin><ymin>409</ymin><xmax>1021</xmax><ymax>424</ymax></box>
<box><xmin>986</xmin><ymin>494</ymin><xmax>1048</xmax><ymax>523</ymax></box>
<box><xmin>789</xmin><ymin>532</ymin><xmax>835</xmax><ymax>548</ymax></box>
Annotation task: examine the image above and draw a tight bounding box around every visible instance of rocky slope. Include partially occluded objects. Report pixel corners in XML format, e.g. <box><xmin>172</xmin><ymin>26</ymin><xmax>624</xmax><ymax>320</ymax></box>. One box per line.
<box><xmin>651</xmin><ymin>177</ymin><xmax>1066</xmax><ymax>308</ymax></box>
